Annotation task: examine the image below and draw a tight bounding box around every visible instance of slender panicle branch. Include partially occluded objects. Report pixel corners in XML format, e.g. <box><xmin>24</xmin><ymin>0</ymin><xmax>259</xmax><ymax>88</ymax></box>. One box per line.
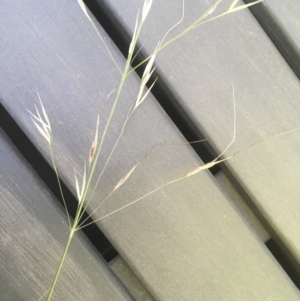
<box><xmin>77</xmin><ymin>138</ymin><xmax>207</xmax><ymax>228</ymax></box>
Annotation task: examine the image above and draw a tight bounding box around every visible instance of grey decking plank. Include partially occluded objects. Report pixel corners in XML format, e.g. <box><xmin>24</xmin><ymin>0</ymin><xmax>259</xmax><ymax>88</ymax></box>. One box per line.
<box><xmin>244</xmin><ymin>0</ymin><xmax>300</xmax><ymax>78</ymax></box>
<box><xmin>0</xmin><ymin>131</ymin><xmax>133</xmax><ymax>301</ymax></box>
<box><xmin>1</xmin><ymin>0</ymin><xmax>299</xmax><ymax>300</ymax></box>
<box><xmin>261</xmin><ymin>0</ymin><xmax>300</xmax><ymax>47</ymax></box>
<box><xmin>109</xmin><ymin>256</ymin><xmax>156</xmax><ymax>301</ymax></box>
<box><xmin>215</xmin><ymin>172</ymin><xmax>270</xmax><ymax>242</ymax></box>
<box><xmin>99</xmin><ymin>0</ymin><xmax>300</xmax><ymax>266</ymax></box>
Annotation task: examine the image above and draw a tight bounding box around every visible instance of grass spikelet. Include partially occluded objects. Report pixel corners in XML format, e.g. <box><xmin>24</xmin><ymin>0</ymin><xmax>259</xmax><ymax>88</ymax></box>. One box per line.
<box><xmin>229</xmin><ymin>0</ymin><xmax>262</xmax><ymax>13</ymax></box>
<box><xmin>142</xmin><ymin>0</ymin><xmax>153</xmax><ymax>21</ymax></box>
<box><xmin>74</xmin><ymin>164</ymin><xmax>86</xmax><ymax>203</ymax></box>
<box><xmin>27</xmin><ymin>93</ymin><xmax>51</xmax><ymax>145</ymax></box>
<box><xmin>186</xmin><ymin>160</ymin><xmax>221</xmax><ymax>177</ymax></box>
<box><xmin>113</xmin><ymin>165</ymin><xmax>138</xmax><ymax>191</ymax></box>
<box><xmin>128</xmin><ymin>11</ymin><xmax>140</xmax><ymax>56</ymax></box>
<box><xmin>89</xmin><ymin>115</ymin><xmax>100</xmax><ymax>165</ymax></box>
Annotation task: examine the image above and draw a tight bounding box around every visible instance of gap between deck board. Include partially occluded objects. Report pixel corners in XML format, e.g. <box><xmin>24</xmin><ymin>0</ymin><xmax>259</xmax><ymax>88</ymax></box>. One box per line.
<box><xmin>244</xmin><ymin>0</ymin><xmax>300</xmax><ymax>80</ymax></box>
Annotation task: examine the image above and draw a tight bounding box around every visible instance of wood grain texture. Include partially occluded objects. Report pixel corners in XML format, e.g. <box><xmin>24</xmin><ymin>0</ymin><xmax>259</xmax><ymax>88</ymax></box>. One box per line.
<box><xmin>262</xmin><ymin>0</ymin><xmax>300</xmax><ymax>47</ymax></box>
<box><xmin>110</xmin><ymin>256</ymin><xmax>156</xmax><ymax>301</ymax></box>
<box><xmin>1</xmin><ymin>0</ymin><xmax>300</xmax><ymax>300</ymax></box>
<box><xmin>244</xmin><ymin>0</ymin><xmax>300</xmax><ymax>78</ymax></box>
<box><xmin>0</xmin><ymin>131</ymin><xmax>133</xmax><ymax>301</ymax></box>
<box><xmin>99</xmin><ymin>0</ymin><xmax>300</xmax><ymax>267</ymax></box>
<box><xmin>215</xmin><ymin>172</ymin><xmax>270</xmax><ymax>242</ymax></box>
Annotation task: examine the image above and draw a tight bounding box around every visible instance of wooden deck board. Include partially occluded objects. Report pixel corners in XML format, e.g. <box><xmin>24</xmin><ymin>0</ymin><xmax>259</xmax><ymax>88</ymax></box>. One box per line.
<box><xmin>98</xmin><ymin>0</ymin><xmax>300</xmax><ymax>267</ymax></box>
<box><xmin>0</xmin><ymin>131</ymin><xmax>133</xmax><ymax>301</ymax></box>
<box><xmin>243</xmin><ymin>0</ymin><xmax>300</xmax><ymax>78</ymax></box>
<box><xmin>1</xmin><ymin>0</ymin><xmax>300</xmax><ymax>300</ymax></box>
<box><xmin>109</xmin><ymin>256</ymin><xmax>156</xmax><ymax>301</ymax></box>
<box><xmin>262</xmin><ymin>0</ymin><xmax>300</xmax><ymax>47</ymax></box>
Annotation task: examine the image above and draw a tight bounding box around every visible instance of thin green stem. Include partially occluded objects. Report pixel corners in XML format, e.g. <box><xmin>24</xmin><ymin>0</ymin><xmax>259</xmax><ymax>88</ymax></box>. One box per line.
<box><xmin>77</xmin><ymin>105</ymin><xmax>135</xmax><ymax>223</ymax></box>
<box><xmin>76</xmin><ymin>176</ymin><xmax>185</xmax><ymax>231</ymax></box>
<box><xmin>76</xmin><ymin>20</ymin><xmax>145</xmax><ymax>220</ymax></box>
<box><xmin>49</xmin><ymin>141</ymin><xmax>71</xmax><ymax>229</ymax></box>
<box><xmin>78</xmin><ymin>0</ymin><xmax>122</xmax><ymax>74</ymax></box>
<box><xmin>46</xmin><ymin>227</ymin><xmax>75</xmax><ymax>301</ymax></box>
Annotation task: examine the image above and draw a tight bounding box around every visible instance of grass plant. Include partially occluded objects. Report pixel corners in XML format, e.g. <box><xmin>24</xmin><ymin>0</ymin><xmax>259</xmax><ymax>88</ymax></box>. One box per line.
<box><xmin>27</xmin><ymin>0</ymin><xmax>300</xmax><ymax>300</ymax></box>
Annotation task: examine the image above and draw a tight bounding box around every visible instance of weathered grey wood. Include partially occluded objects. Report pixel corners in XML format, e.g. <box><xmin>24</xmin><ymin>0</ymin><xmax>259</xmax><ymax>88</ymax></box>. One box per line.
<box><xmin>1</xmin><ymin>0</ymin><xmax>300</xmax><ymax>300</ymax></box>
<box><xmin>0</xmin><ymin>131</ymin><xmax>133</xmax><ymax>301</ymax></box>
<box><xmin>110</xmin><ymin>256</ymin><xmax>156</xmax><ymax>301</ymax></box>
<box><xmin>260</xmin><ymin>0</ymin><xmax>300</xmax><ymax>48</ymax></box>
<box><xmin>99</xmin><ymin>0</ymin><xmax>300</xmax><ymax>267</ymax></box>
<box><xmin>215</xmin><ymin>172</ymin><xmax>270</xmax><ymax>242</ymax></box>
<box><xmin>244</xmin><ymin>0</ymin><xmax>300</xmax><ymax>78</ymax></box>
